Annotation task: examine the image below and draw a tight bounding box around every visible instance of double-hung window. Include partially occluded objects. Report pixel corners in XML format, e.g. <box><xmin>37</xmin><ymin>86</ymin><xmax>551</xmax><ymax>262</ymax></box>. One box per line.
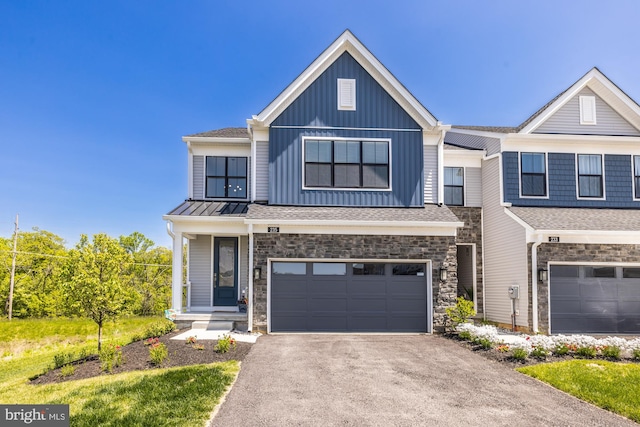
<box><xmin>521</xmin><ymin>153</ymin><xmax>547</xmax><ymax>197</ymax></box>
<box><xmin>206</xmin><ymin>156</ymin><xmax>247</xmax><ymax>198</ymax></box>
<box><xmin>444</xmin><ymin>167</ymin><xmax>464</xmax><ymax>206</ymax></box>
<box><xmin>577</xmin><ymin>154</ymin><xmax>603</xmax><ymax>198</ymax></box>
<box><xmin>635</xmin><ymin>156</ymin><xmax>640</xmax><ymax>199</ymax></box>
<box><xmin>304</xmin><ymin>139</ymin><xmax>389</xmax><ymax>189</ymax></box>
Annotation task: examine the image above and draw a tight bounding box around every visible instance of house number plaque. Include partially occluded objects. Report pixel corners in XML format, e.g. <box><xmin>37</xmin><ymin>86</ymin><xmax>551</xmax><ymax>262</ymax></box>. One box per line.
<box><xmin>548</xmin><ymin>236</ymin><xmax>560</xmax><ymax>243</ymax></box>
<box><xmin>268</xmin><ymin>227</ymin><xmax>280</xmax><ymax>233</ymax></box>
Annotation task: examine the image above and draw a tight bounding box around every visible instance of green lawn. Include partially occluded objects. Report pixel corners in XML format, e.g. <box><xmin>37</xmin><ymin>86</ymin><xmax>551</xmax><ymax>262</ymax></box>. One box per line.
<box><xmin>0</xmin><ymin>317</ymin><xmax>240</xmax><ymax>427</ymax></box>
<box><xmin>518</xmin><ymin>360</ymin><xmax>640</xmax><ymax>423</ymax></box>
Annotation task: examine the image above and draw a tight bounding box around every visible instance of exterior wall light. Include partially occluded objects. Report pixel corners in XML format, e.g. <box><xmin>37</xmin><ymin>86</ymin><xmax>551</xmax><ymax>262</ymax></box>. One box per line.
<box><xmin>439</xmin><ymin>266</ymin><xmax>448</xmax><ymax>281</ymax></box>
<box><xmin>538</xmin><ymin>268</ymin><xmax>548</xmax><ymax>283</ymax></box>
<box><xmin>254</xmin><ymin>267</ymin><xmax>261</xmax><ymax>280</ymax></box>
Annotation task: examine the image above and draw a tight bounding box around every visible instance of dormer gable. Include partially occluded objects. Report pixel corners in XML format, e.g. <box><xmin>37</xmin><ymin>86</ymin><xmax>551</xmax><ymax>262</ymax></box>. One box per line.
<box><xmin>248</xmin><ymin>29</ymin><xmax>438</xmax><ymax>131</ymax></box>
<box><xmin>518</xmin><ymin>68</ymin><xmax>640</xmax><ymax>136</ymax></box>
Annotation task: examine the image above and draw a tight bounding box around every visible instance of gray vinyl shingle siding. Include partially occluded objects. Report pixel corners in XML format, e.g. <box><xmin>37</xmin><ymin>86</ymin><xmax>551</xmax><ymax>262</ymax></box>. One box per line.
<box><xmin>534</xmin><ymin>88</ymin><xmax>640</xmax><ymax>136</ymax></box>
<box><xmin>269</xmin><ymin>52</ymin><xmax>423</xmax><ymax>207</ymax></box>
<box><xmin>504</xmin><ymin>151</ymin><xmax>640</xmax><ymax>207</ymax></box>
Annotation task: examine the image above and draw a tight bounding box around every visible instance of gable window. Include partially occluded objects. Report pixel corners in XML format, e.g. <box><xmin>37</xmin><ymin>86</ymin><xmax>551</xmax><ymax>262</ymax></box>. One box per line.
<box><xmin>304</xmin><ymin>138</ymin><xmax>389</xmax><ymax>189</ymax></box>
<box><xmin>206</xmin><ymin>156</ymin><xmax>247</xmax><ymax>199</ymax></box>
<box><xmin>521</xmin><ymin>152</ymin><xmax>547</xmax><ymax>197</ymax></box>
<box><xmin>577</xmin><ymin>154</ymin><xmax>603</xmax><ymax>198</ymax></box>
<box><xmin>337</xmin><ymin>79</ymin><xmax>356</xmax><ymax>111</ymax></box>
<box><xmin>444</xmin><ymin>167</ymin><xmax>464</xmax><ymax>206</ymax></box>
<box><xmin>635</xmin><ymin>156</ymin><xmax>640</xmax><ymax>199</ymax></box>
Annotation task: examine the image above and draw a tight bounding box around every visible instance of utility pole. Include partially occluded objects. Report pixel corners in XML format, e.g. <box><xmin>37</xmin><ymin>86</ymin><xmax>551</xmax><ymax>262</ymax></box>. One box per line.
<box><xmin>8</xmin><ymin>214</ymin><xmax>18</xmax><ymax>320</ymax></box>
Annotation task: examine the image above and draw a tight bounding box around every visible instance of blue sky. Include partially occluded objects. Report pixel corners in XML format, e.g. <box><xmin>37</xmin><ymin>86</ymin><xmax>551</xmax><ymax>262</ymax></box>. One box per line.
<box><xmin>2</xmin><ymin>1</ymin><xmax>640</xmax><ymax>248</ymax></box>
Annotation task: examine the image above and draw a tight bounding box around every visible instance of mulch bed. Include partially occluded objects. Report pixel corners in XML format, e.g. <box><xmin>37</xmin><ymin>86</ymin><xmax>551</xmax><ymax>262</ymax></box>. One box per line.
<box><xmin>31</xmin><ymin>330</ymin><xmax>253</xmax><ymax>385</ymax></box>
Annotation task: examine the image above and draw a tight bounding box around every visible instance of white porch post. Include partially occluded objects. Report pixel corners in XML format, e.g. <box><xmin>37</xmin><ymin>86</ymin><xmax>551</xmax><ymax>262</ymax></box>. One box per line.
<box><xmin>172</xmin><ymin>231</ymin><xmax>184</xmax><ymax>312</ymax></box>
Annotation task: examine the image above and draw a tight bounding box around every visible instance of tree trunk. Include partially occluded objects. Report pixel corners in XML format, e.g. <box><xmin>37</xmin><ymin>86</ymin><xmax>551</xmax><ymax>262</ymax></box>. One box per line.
<box><xmin>98</xmin><ymin>321</ymin><xmax>103</xmax><ymax>351</ymax></box>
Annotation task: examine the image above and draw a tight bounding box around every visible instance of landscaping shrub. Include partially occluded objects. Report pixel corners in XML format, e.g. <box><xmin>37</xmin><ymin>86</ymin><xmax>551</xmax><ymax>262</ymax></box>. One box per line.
<box><xmin>530</xmin><ymin>347</ymin><xmax>548</xmax><ymax>359</ymax></box>
<box><xmin>602</xmin><ymin>345</ymin><xmax>621</xmax><ymax>360</ymax></box>
<box><xmin>512</xmin><ymin>347</ymin><xmax>528</xmax><ymax>360</ymax></box>
<box><xmin>633</xmin><ymin>348</ymin><xmax>640</xmax><ymax>361</ymax></box>
<box><xmin>142</xmin><ymin>319</ymin><xmax>176</xmax><ymax>339</ymax></box>
<box><xmin>445</xmin><ymin>296</ymin><xmax>476</xmax><ymax>330</ymax></box>
<box><xmin>52</xmin><ymin>352</ymin><xmax>75</xmax><ymax>369</ymax></box>
<box><xmin>149</xmin><ymin>342</ymin><xmax>168</xmax><ymax>366</ymax></box>
<box><xmin>59</xmin><ymin>364</ymin><xmax>75</xmax><ymax>378</ymax></box>
<box><xmin>214</xmin><ymin>334</ymin><xmax>236</xmax><ymax>354</ymax></box>
<box><xmin>576</xmin><ymin>346</ymin><xmax>597</xmax><ymax>359</ymax></box>
<box><xmin>554</xmin><ymin>343</ymin><xmax>572</xmax><ymax>356</ymax></box>
<box><xmin>99</xmin><ymin>343</ymin><xmax>123</xmax><ymax>373</ymax></box>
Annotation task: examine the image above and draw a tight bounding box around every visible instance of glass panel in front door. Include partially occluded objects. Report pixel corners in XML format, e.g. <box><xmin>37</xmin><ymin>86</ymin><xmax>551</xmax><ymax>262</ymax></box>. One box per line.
<box><xmin>218</xmin><ymin>239</ymin><xmax>235</xmax><ymax>288</ymax></box>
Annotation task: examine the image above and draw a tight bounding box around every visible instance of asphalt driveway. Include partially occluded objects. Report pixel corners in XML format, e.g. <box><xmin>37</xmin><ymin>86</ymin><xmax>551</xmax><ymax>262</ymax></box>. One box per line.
<box><xmin>212</xmin><ymin>335</ymin><xmax>636</xmax><ymax>426</ymax></box>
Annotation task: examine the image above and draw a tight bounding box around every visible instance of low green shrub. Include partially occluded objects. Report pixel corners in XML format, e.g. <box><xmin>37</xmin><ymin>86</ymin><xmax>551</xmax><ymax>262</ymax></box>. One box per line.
<box><xmin>512</xmin><ymin>347</ymin><xmax>528</xmax><ymax>360</ymax></box>
<box><xmin>52</xmin><ymin>352</ymin><xmax>75</xmax><ymax>369</ymax></box>
<box><xmin>473</xmin><ymin>337</ymin><xmax>492</xmax><ymax>350</ymax></box>
<box><xmin>59</xmin><ymin>364</ymin><xmax>75</xmax><ymax>378</ymax></box>
<box><xmin>554</xmin><ymin>343</ymin><xmax>571</xmax><ymax>356</ymax></box>
<box><xmin>576</xmin><ymin>346</ymin><xmax>597</xmax><ymax>359</ymax></box>
<box><xmin>445</xmin><ymin>297</ymin><xmax>476</xmax><ymax>330</ymax></box>
<box><xmin>459</xmin><ymin>330</ymin><xmax>472</xmax><ymax>340</ymax></box>
<box><xmin>149</xmin><ymin>342</ymin><xmax>168</xmax><ymax>366</ymax></box>
<box><xmin>601</xmin><ymin>345</ymin><xmax>621</xmax><ymax>360</ymax></box>
<box><xmin>633</xmin><ymin>348</ymin><xmax>640</xmax><ymax>361</ymax></box>
<box><xmin>142</xmin><ymin>319</ymin><xmax>176</xmax><ymax>340</ymax></box>
<box><xmin>214</xmin><ymin>334</ymin><xmax>236</xmax><ymax>354</ymax></box>
<box><xmin>99</xmin><ymin>343</ymin><xmax>123</xmax><ymax>373</ymax></box>
<box><xmin>530</xmin><ymin>347</ymin><xmax>549</xmax><ymax>359</ymax></box>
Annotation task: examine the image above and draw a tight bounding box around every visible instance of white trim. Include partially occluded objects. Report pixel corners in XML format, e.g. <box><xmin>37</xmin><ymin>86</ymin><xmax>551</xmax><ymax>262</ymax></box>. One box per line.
<box><xmin>633</xmin><ymin>155</ymin><xmax>640</xmax><ymax>201</ymax></box>
<box><xmin>210</xmin><ymin>236</ymin><xmax>214</xmax><ymax>307</ymax></box>
<box><xmin>456</xmin><ymin>243</ymin><xmax>477</xmax><ymax>312</ymax></box>
<box><xmin>253</xmin><ymin>30</ymin><xmax>438</xmax><ymax>129</ymax></box>
<box><xmin>182</xmin><ymin>136</ymin><xmax>251</xmax><ymax>144</ymax></box>
<box><xmin>301</xmin><ymin>136</ymin><xmax>393</xmax><ymax>192</ymax></box>
<box><xmin>271</xmin><ymin>125</ymin><xmax>421</xmax><ymax>132</ymax></box>
<box><xmin>518</xmin><ymin>152</ymin><xmax>550</xmax><ymax>200</ymax></box>
<box><xmin>248</xmin><ymin>224</ymin><xmax>254</xmax><ymax>332</ymax></box>
<box><xmin>337</xmin><ymin>78</ymin><xmax>356</xmax><ymax>111</ymax></box>
<box><xmin>266</xmin><ymin>257</ymin><xmax>433</xmax><ymax>334</ymax></box>
<box><xmin>575</xmin><ymin>153</ymin><xmax>606</xmax><ymax>200</ymax></box>
<box><xmin>251</xmin><ymin>137</ymin><xmax>257</xmax><ymax>202</ymax></box>
<box><xmin>579</xmin><ymin>95</ymin><xmax>597</xmax><ymax>125</ymax></box>
<box><xmin>187</xmin><ymin>142</ymin><xmax>193</xmax><ymax>199</ymax></box>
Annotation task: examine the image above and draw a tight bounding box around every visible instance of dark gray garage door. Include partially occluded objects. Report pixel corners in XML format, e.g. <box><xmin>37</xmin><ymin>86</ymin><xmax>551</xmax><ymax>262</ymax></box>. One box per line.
<box><xmin>550</xmin><ymin>265</ymin><xmax>640</xmax><ymax>334</ymax></box>
<box><xmin>271</xmin><ymin>261</ymin><xmax>429</xmax><ymax>332</ymax></box>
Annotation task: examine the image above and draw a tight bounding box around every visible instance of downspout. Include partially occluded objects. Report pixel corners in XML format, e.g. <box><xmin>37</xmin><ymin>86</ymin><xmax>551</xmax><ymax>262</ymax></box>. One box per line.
<box><xmin>248</xmin><ymin>123</ymin><xmax>257</xmax><ymax>203</ymax></box>
<box><xmin>436</xmin><ymin>123</ymin><xmax>448</xmax><ymax>206</ymax></box>
<box><xmin>531</xmin><ymin>236</ymin><xmax>543</xmax><ymax>333</ymax></box>
<box><xmin>248</xmin><ymin>223</ymin><xmax>254</xmax><ymax>332</ymax></box>
<box><xmin>166</xmin><ymin>221</ymin><xmax>175</xmax><ymax>239</ymax></box>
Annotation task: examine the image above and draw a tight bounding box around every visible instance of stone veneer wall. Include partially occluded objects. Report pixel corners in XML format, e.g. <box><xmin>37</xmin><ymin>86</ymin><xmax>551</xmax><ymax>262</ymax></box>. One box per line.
<box><xmin>252</xmin><ymin>233</ymin><xmax>458</xmax><ymax>333</ymax></box>
<box><xmin>531</xmin><ymin>243</ymin><xmax>640</xmax><ymax>333</ymax></box>
<box><xmin>448</xmin><ymin>207</ymin><xmax>483</xmax><ymax>313</ymax></box>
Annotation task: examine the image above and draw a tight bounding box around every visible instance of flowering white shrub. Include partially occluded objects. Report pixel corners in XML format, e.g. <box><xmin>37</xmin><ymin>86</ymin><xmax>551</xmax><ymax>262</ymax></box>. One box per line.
<box><xmin>455</xmin><ymin>323</ymin><xmax>640</xmax><ymax>359</ymax></box>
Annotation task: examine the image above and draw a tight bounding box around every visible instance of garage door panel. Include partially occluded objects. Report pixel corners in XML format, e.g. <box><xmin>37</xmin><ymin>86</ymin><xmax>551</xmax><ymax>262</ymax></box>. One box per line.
<box><xmin>551</xmin><ymin>264</ymin><xmax>640</xmax><ymax>334</ymax></box>
<box><xmin>271</xmin><ymin>261</ymin><xmax>428</xmax><ymax>332</ymax></box>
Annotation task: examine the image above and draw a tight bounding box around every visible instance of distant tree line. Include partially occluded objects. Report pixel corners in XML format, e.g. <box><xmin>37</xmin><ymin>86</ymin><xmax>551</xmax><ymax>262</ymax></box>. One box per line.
<box><xmin>0</xmin><ymin>229</ymin><xmax>172</xmax><ymax>319</ymax></box>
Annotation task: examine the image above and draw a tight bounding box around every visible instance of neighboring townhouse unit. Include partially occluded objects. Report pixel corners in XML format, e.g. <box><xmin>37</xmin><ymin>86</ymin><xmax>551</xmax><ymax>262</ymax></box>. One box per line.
<box><xmin>164</xmin><ymin>30</ymin><xmax>479</xmax><ymax>333</ymax></box>
<box><xmin>452</xmin><ymin>68</ymin><xmax>640</xmax><ymax>335</ymax></box>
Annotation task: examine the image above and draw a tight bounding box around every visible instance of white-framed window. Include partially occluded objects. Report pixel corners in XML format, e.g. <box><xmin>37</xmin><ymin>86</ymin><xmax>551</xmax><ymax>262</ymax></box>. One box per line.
<box><xmin>579</xmin><ymin>95</ymin><xmax>597</xmax><ymax>125</ymax></box>
<box><xmin>444</xmin><ymin>167</ymin><xmax>464</xmax><ymax>206</ymax></box>
<box><xmin>520</xmin><ymin>152</ymin><xmax>548</xmax><ymax>197</ymax></box>
<box><xmin>576</xmin><ymin>154</ymin><xmax>604</xmax><ymax>199</ymax></box>
<box><xmin>337</xmin><ymin>78</ymin><xmax>356</xmax><ymax>111</ymax></box>
<box><xmin>303</xmin><ymin>137</ymin><xmax>391</xmax><ymax>190</ymax></box>
<box><xmin>205</xmin><ymin>156</ymin><xmax>247</xmax><ymax>199</ymax></box>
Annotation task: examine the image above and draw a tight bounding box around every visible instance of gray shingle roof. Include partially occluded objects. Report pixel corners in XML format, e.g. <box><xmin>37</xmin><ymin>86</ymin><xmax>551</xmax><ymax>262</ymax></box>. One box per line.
<box><xmin>508</xmin><ymin>206</ymin><xmax>640</xmax><ymax>231</ymax></box>
<box><xmin>186</xmin><ymin>127</ymin><xmax>249</xmax><ymax>138</ymax></box>
<box><xmin>246</xmin><ymin>204</ymin><xmax>462</xmax><ymax>224</ymax></box>
<box><xmin>167</xmin><ymin>200</ymin><xmax>249</xmax><ymax>217</ymax></box>
<box><xmin>451</xmin><ymin>125</ymin><xmax>517</xmax><ymax>134</ymax></box>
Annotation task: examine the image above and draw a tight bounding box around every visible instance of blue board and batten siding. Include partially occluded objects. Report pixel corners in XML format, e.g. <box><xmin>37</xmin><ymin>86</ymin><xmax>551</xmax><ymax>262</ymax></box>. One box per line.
<box><xmin>503</xmin><ymin>151</ymin><xmax>640</xmax><ymax>207</ymax></box>
<box><xmin>269</xmin><ymin>52</ymin><xmax>424</xmax><ymax>207</ymax></box>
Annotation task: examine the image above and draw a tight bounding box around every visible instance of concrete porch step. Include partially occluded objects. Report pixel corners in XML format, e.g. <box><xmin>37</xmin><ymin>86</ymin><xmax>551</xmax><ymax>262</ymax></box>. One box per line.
<box><xmin>191</xmin><ymin>320</ymin><xmax>234</xmax><ymax>331</ymax></box>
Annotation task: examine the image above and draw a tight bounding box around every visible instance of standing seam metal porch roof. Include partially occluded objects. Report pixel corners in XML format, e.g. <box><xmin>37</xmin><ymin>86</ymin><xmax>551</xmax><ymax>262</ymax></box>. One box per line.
<box><xmin>167</xmin><ymin>201</ymin><xmax>249</xmax><ymax>217</ymax></box>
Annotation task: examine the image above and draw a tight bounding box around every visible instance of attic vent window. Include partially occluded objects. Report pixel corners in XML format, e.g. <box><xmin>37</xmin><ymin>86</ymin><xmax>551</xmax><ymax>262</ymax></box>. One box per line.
<box><xmin>580</xmin><ymin>95</ymin><xmax>597</xmax><ymax>125</ymax></box>
<box><xmin>337</xmin><ymin>78</ymin><xmax>356</xmax><ymax>111</ymax></box>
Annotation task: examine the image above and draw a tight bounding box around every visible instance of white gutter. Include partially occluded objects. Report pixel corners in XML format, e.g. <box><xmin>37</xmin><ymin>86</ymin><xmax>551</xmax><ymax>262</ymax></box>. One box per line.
<box><xmin>531</xmin><ymin>235</ymin><xmax>543</xmax><ymax>333</ymax></box>
<box><xmin>248</xmin><ymin>223</ymin><xmax>254</xmax><ymax>332</ymax></box>
<box><xmin>166</xmin><ymin>221</ymin><xmax>175</xmax><ymax>238</ymax></box>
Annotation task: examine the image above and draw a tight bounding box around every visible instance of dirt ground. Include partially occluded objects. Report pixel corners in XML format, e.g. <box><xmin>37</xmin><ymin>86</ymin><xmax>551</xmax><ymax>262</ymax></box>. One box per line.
<box><xmin>31</xmin><ymin>331</ymin><xmax>252</xmax><ymax>385</ymax></box>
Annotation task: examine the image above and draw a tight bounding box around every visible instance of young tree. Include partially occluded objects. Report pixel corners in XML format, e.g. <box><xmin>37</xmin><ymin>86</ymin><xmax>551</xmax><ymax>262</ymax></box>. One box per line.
<box><xmin>63</xmin><ymin>233</ymin><xmax>134</xmax><ymax>350</ymax></box>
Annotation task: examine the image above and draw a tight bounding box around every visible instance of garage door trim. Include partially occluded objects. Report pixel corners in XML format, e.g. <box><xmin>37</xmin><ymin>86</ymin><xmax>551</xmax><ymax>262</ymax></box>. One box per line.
<box><xmin>267</xmin><ymin>258</ymin><xmax>433</xmax><ymax>334</ymax></box>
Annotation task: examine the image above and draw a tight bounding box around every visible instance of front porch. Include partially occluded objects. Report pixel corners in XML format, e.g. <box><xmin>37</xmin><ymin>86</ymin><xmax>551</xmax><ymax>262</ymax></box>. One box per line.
<box><xmin>174</xmin><ymin>311</ymin><xmax>249</xmax><ymax>332</ymax></box>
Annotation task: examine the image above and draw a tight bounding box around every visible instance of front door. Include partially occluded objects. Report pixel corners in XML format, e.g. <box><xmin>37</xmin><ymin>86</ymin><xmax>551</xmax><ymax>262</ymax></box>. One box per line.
<box><xmin>213</xmin><ymin>238</ymin><xmax>238</xmax><ymax>306</ymax></box>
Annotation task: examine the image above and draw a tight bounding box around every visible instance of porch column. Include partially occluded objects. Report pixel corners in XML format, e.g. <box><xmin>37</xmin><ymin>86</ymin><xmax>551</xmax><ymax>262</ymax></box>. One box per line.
<box><xmin>172</xmin><ymin>231</ymin><xmax>184</xmax><ymax>312</ymax></box>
